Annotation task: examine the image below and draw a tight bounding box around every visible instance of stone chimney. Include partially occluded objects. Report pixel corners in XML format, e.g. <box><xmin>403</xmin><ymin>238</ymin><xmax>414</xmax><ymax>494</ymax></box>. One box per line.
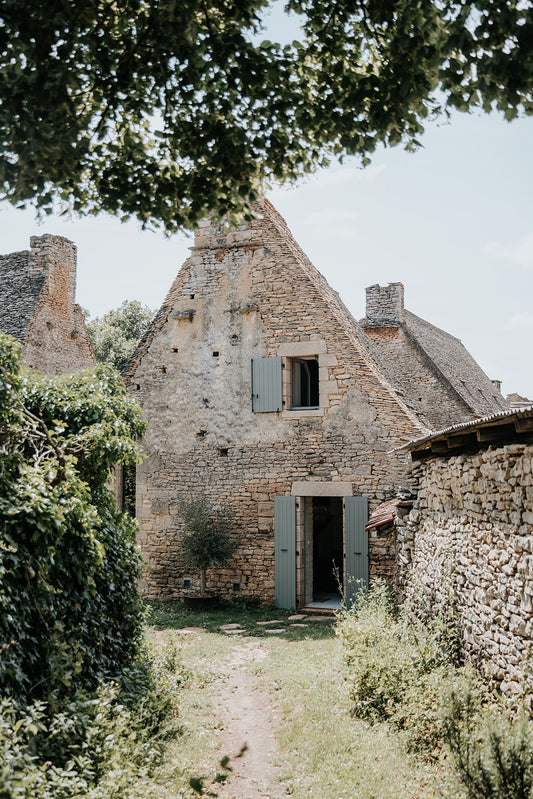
<box><xmin>30</xmin><ymin>234</ymin><xmax>78</xmax><ymax>310</ymax></box>
<box><xmin>365</xmin><ymin>283</ymin><xmax>405</xmax><ymax>324</ymax></box>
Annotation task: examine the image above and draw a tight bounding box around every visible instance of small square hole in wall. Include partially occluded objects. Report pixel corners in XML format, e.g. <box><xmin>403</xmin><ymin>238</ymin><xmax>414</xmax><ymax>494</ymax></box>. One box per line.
<box><xmin>183</xmin><ymin>578</ymin><xmax>192</xmax><ymax>589</ymax></box>
<box><xmin>219</xmin><ymin>447</ymin><xmax>229</xmax><ymax>457</ymax></box>
<box><xmin>232</xmin><ymin>582</ymin><xmax>241</xmax><ymax>592</ymax></box>
<box><xmin>212</xmin><ymin>350</ymin><xmax>219</xmax><ymax>358</ymax></box>
<box><xmin>190</xmin><ymin>294</ymin><xmax>195</xmax><ymax>299</ymax></box>
<box><xmin>172</xmin><ymin>347</ymin><xmax>179</xmax><ymax>353</ymax></box>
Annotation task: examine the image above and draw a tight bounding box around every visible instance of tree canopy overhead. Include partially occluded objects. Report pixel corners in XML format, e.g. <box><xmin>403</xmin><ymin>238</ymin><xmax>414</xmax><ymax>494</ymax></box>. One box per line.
<box><xmin>1</xmin><ymin>0</ymin><xmax>532</xmax><ymax>232</ymax></box>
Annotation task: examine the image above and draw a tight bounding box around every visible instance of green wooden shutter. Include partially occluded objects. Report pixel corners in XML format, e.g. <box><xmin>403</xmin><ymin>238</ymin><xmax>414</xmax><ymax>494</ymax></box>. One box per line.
<box><xmin>344</xmin><ymin>496</ymin><xmax>369</xmax><ymax>609</ymax></box>
<box><xmin>274</xmin><ymin>496</ymin><xmax>296</xmax><ymax>609</ymax></box>
<box><xmin>251</xmin><ymin>357</ymin><xmax>282</xmax><ymax>412</ymax></box>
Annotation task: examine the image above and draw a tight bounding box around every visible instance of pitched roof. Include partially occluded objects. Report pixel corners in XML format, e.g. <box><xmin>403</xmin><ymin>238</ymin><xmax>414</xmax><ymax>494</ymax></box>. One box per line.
<box><xmin>360</xmin><ymin>282</ymin><xmax>508</xmax><ymax>427</ymax></box>
<box><xmin>402</xmin><ymin>309</ymin><xmax>508</xmax><ymax>417</ymax></box>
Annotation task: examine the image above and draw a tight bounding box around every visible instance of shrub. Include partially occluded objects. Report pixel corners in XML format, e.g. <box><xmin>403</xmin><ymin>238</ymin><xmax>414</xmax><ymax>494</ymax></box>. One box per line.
<box><xmin>443</xmin><ymin>684</ymin><xmax>533</xmax><ymax>799</ymax></box>
<box><xmin>0</xmin><ymin>640</ymin><xmax>186</xmax><ymax>799</ymax></box>
<box><xmin>339</xmin><ymin>580</ymin><xmax>451</xmax><ymax>724</ymax></box>
<box><xmin>338</xmin><ymin>579</ymin><xmax>474</xmax><ymax>759</ymax></box>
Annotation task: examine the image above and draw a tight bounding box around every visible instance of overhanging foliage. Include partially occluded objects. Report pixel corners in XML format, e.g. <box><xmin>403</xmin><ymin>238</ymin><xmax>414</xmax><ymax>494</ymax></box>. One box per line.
<box><xmin>1</xmin><ymin>0</ymin><xmax>532</xmax><ymax>232</ymax></box>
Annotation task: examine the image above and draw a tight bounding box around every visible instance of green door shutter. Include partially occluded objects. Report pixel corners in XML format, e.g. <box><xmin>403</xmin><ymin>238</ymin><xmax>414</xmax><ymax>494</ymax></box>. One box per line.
<box><xmin>251</xmin><ymin>357</ymin><xmax>282</xmax><ymax>412</ymax></box>
<box><xmin>344</xmin><ymin>496</ymin><xmax>369</xmax><ymax>609</ymax></box>
<box><xmin>274</xmin><ymin>496</ymin><xmax>296</xmax><ymax>609</ymax></box>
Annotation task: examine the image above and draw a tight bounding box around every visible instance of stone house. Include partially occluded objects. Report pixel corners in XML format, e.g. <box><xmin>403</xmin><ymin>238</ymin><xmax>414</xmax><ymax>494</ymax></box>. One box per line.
<box><xmin>391</xmin><ymin>407</ymin><xmax>533</xmax><ymax>696</ymax></box>
<box><xmin>0</xmin><ymin>234</ymin><xmax>95</xmax><ymax>375</ymax></box>
<box><xmin>125</xmin><ymin>198</ymin><xmax>506</xmax><ymax>608</ymax></box>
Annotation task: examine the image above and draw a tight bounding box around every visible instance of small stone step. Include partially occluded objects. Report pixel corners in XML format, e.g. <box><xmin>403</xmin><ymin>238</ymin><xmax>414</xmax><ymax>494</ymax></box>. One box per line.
<box><xmin>224</xmin><ymin>629</ymin><xmax>247</xmax><ymax>635</ymax></box>
<box><xmin>288</xmin><ymin>614</ymin><xmax>307</xmax><ymax>621</ymax></box>
<box><xmin>176</xmin><ymin>627</ymin><xmax>207</xmax><ymax>634</ymax></box>
<box><xmin>264</xmin><ymin>628</ymin><xmax>286</xmax><ymax>634</ymax></box>
<box><xmin>289</xmin><ymin>623</ymin><xmax>309</xmax><ymax>628</ymax></box>
<box><xmin>307</xmin><ymin>616</ymin><xmax>335</xmax><ymax>622</ymax></box>
<box><xmin>256</xmin><ymin>620</ymin><xmax>284</xmax><ymax>626</ymax></box>
<box><xmin>220</xmin><ymin>623</ymin><xmax>242</xmax><ymax>630</ymax></box>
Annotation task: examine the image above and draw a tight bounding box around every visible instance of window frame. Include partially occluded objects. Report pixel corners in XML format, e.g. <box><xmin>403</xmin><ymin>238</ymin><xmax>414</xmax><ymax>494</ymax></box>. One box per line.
<box><xmin>290</xmin><ymin>355</ymin><xmax>320</xmax><ymax>410</ymax></box>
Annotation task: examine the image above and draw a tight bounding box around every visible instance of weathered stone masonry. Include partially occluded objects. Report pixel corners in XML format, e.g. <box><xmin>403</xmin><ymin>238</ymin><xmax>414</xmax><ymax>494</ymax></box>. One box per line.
<box><xmin>396</xmin><ymin>409</ymin><xmax>533</xmax><ymax>695</ymax></box>
<box><xmin>0</xmin><ymin>235</ymin><xmax>95</xmax><ymax>375</ymax></box>
<box><xmin>127</xmin><ymin>200</ymin><xmax>429</xmax><ymax>602</ymax></box>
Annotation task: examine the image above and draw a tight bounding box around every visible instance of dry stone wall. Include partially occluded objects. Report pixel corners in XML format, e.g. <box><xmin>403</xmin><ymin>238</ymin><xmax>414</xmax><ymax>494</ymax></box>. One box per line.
<box><xmin>397</xmin><ymin>444</ymin><xmax>533</xmax><ymax>695</ymax></box>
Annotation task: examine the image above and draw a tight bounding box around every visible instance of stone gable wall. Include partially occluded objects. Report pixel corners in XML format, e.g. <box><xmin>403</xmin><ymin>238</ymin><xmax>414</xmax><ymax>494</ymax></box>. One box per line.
<box><xmin>396</xmin><ymin>444</ymin><xmax>533</xmax><ymax>695</ymax></box>
<box><xmin>0</xmin><ymin>235</ymin><xmax>95</xmax><ymax>375</ymax></box>
<box><xmin>130</xmin><ymin>204</ymin><xmax>425</xmax><ymax>601</ymax></box>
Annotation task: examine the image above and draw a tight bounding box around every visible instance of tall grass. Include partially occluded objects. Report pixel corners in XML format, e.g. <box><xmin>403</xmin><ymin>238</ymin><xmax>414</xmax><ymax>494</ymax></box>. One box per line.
<box><xmin>339</xmin><ymin>580</ymin><xmax>533</xmax><ymax>799</ymax></box>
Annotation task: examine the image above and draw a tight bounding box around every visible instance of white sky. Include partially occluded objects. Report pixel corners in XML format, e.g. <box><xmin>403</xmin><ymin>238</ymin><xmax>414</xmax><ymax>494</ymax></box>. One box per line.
<box><xmin>0</xmin><ymin>108</ymin><xmax>532</xmax><ymax>400</ymax></box>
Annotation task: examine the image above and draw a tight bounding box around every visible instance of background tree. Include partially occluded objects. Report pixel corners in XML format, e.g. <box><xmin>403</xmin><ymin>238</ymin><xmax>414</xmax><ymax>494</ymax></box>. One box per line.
<box><xmin>0</xmin><ymin>333</ymin><xmax>146</xmax><ymax>703</ymax></box>
<box><xmin>86</xmin><ymin>300</ymin><xmax>154</xmax><ymax>372</ymax></box>
<box><xmin>1</xmin><ymin>0</ymin><xmax>532</xmax><ymax>233</ymax></box>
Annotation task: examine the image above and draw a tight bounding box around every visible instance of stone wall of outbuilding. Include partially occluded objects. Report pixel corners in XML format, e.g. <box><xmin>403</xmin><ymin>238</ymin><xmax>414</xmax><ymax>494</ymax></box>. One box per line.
<box><xmin>396</xmin><ymin>443</ymin><xmax>533</xmax><ymax>695</ymax></box>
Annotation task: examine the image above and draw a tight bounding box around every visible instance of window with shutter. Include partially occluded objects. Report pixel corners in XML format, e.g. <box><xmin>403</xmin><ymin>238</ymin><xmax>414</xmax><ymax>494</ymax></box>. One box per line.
<box><xmin>251</xmin><ymin>357</ymin><xmax>282</xmax><ymax>412</ymax></box>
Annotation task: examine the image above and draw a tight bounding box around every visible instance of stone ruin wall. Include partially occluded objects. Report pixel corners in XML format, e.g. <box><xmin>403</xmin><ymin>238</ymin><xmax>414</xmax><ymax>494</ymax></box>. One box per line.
<box><xmin>396</xmin><ymin>444</ymin><xmax>533</xmax><ymax>695</ymax></box>
<box><xmin>0</xmin><ymin>235</ymin><xmax>95</xmax><ymax>376</ymax></box>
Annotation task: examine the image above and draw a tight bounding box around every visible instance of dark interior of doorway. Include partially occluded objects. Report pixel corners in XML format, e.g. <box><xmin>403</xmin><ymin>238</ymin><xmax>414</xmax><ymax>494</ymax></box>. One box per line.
<box><xmin>312</xmin><ymin>496</ymin><xmax>343</xmax><ymax>600</ymax></box>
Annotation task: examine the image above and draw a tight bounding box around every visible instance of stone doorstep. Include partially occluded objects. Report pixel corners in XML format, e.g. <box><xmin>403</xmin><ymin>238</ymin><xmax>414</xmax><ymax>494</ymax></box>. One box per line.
<box><xmin>256</xmin><ymin>620</ymin><xmax>284</xmax><ymax>626</ymax></box>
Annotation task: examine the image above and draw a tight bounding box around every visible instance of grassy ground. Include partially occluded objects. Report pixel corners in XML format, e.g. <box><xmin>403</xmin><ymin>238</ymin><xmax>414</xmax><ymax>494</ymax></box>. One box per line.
<box><xmin>146</xmin><ymin>599</ymin><xmax>336</xmax><ymax>640</ymax></box>
<box><xmin>143</xmin><ymin>601</ymin><xmax>462</xmax><ymax>799</ymax></box>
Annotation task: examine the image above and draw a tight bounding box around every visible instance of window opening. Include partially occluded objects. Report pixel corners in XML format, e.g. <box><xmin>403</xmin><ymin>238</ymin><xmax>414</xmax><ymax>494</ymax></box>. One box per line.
<box><xmin>291</xmin><ymin>357</ymin><xmax>319</xmax><ymax>409</ymax></box>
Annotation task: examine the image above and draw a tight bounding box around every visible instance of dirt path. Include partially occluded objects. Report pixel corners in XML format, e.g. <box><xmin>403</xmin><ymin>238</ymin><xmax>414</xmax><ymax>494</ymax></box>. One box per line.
<box><xmin>212</xmin><ymin>641</ymin><xmax>284</xmax><ymax>799</ymax></box>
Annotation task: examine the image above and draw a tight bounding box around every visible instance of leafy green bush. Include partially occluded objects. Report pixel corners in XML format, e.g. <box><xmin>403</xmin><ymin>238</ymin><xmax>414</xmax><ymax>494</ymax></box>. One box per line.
<box><xmin>0</xmin><ymin>333</ymin><xmax>146</xmax><ymax>704</ymax></box>
<box><xmin>339</xmin><ymin>580</ymin><xmax>451</xmax><ymax>723</ymax></box>
<box><xmin>443</xmin><ymin>684</ymin><xmax>533</xmax><ymax>799</ymax></box>
<box><xmin>0</xmin><ymin>640</ymin><xmax>187</xmax><ymax>799</ymax></box>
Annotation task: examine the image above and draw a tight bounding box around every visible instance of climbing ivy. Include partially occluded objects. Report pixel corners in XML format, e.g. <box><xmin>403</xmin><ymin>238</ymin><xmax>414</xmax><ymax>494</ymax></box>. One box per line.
<box><xmin>0</xmin><ymin>334</ymin><xmax>146</xmax><ymax>704</ymax></box>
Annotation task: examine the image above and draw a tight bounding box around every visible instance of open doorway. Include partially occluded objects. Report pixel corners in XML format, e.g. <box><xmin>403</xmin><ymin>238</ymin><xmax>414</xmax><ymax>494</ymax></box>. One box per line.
<box><xmin>311</xmin><ymin>496</ymin><xmax>343</xmax><ymax>606</ymax></box>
